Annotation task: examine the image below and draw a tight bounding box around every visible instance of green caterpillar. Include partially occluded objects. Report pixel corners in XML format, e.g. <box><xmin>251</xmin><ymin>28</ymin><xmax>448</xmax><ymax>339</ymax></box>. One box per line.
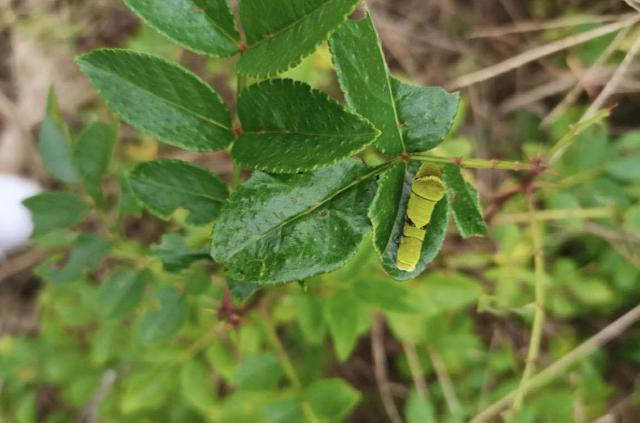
<box><xmin>396</xmin><ymin>164</ymin><xmax>446</xmax><ymax>272</ymax></box>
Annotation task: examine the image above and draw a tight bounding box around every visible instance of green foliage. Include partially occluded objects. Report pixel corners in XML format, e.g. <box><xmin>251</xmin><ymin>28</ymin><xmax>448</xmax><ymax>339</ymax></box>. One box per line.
<box><xmin>211</xmin><ymin>159</ymin><xmax>377</xmax><ymax>283</ymax></box>
<box><xmin>442</xmin><ymin>163</ymin><xmax>488</xmax><ymax>238</ymax></box>
<box><xmin>76</xmin><ymin>49</ymin><xmax>233</xmax><ymax>152</ymax></box>
<box><xmin>237</xmin><ymin>0</ymin><xmax>362</xmax><ymax>77</ymax></box>
<box><xmin>23</xmin><ymin>191</ymin><xmax>89</xmax><ymax>237</ymax></box>
<box><xmin>122</xmin><ymin>0</ymin><xmax>239</xmax><ymax>57</ymax></box>
<box><xmin>150</xmin><ymin>233</ymin><xmax>211</xmax><ymax>272</ymax></box>
<box><xmin>8</xmin><ymin>4</ymin><xmax>640</xmax><ymax>423</ymax></box>
<box><xmin>37</xmin><ymin>89</ymin><xmax>79</xmax><ymax>183</ymax></box>
<box><xmin>129</xmin><ymin>159</ymin><xmax>229</xmax><ymax>225</ymax></box>
<box><xmin>330</xmin><ymin>14</ymin><xmax>404</xmax><ymax>155</ymax></box>
<box><xmin>232</xmin><ymin>79</ymin><xmax>379</xmax><ymax>173</ymax></box>
<box><xmin>72</xmin><ymin>122</ymin><xmax>117</xmax><ymax>204</ymax></box>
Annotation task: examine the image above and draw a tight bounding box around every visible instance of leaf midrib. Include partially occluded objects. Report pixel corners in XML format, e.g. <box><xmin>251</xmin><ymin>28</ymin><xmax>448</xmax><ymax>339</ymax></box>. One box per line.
<box><xmin>243</xmin><ymin>130</ymin><xmax>375</xmax><ymax>138</ymax></box>
<box><xmin>83</xmin><ymin>62</ymin><xmax>231</xmax><ymax>131</ymax></box>
<box><xmin>136</xmin><ymin>178</ymin><xmax>227</xmax><ymax>203</ymax></box>
<box><xmin>245</xmin><ymin>0</ymin><xmax>341</xmax><ymax>50</ymax></box>
<box><xmin>223</xmin><ymin>160</ymin><xmax>397</xmax><ymax>262</ymax></box>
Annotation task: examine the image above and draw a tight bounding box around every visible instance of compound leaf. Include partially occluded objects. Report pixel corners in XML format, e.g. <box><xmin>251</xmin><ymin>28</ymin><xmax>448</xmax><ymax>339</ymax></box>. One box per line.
<box><xmin>211</xmin><ymin>159</ymin><xmax>377</xmax><ymax>283</ymax></box>
<box><xmin>76</xmin><ymin>49</ymin><xmax>233</xmax><ymax>152</ymax></box>
<box><xmin>232</xmin><ymin>79</ymin><xmax>379</xmax><ymax>173</ymax></box>
<box><xmin>129</xmin><ymin>159</ymin><xmax>228</xmax><ymax>225</ymax></box>
<box><xmin>237</xmin><ymin>0</ymin><xmax>362</xmax><ymax>77</ymax></box>
<box><xmin>123</xmin><ymin>0</ymin><xmax>240</xmax><ymax>57</ymax></box>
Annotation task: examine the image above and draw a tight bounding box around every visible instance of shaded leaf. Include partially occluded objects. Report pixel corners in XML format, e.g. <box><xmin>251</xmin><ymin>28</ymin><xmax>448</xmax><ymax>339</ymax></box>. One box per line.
<box><xmin>123</xmin><ymin>0</ymin><xmax>239</xmax><ymax>56</ymax></box>
<box><xmin>121</xmin><ymin>368</ymin><xmax>174</xmax><ymax>414</ymax></box>
<box><xmin>442</xmin><ymin>163</ymin><xmax>488</xmax><ymax>238</ymax></box>
<box><xmin>184</xmin><ymin>264</ymin><xmax>211</xmax><ymax>295</ymax></box>
<box><xmin>118</xmin><ymin>174</ymin><xmax>142</xmax><ymax>219</ymax></box>
<box><xmin>392</xmin><ymin>78</ymin><xmax>460</xmax><ymax>153</ymax></box>
<box><xmin>72</xmin><ymin>122</ymin><xmax>117</xmax><ymax>203</ymax></box>
<box><xmin>37</xmin><ymin>88</ymin><xmax>79</xmax><ymax>183</ymax></box>
<box><xmin>76</xmin><ymin>49</ymin><xmax>233</xmax><ymax>152</ymax></box>
<box><xmin>237</xmin><ymin>0</ymin><xmax>362</xmax><ymax>77</ymax></box>
<box><xmin>228</xmin><ymin>279</ymin><xmax>258</xmax><ymax>303</ymax></box>
<box><xmin>295</xmin><ymin>293</ymin><xmax>326</xmax><ymax>344</ymax></box>
<box><xmin>150</xmin><ymin>233</ymin><xmax>211</xmax><ymax>272</ymax></box>
<box><xmin>330</xmin><ymin>14</ymin><xmax>404</xmax><ymax>155</ymax></box>
<box><xmin>232</xmin><ymin>79</ymin><xmax>379</xmax><ymax>173</ymax></box>
<box><xmin>369</xmin><ymin>162</ymin><xmax>449</xmax><ymax>280</ymax></box>
<box><xmin>23</xmin><ymin>191</ymin><xmax>89</xmax><ymax>238</ymax></box>
<box><xmin>130</xmin><ymin>159</ymin><xmax>228</xmax><ymax>225</ymax></box>
<box><xmin>405</xmin><ymin>391</ymin><xmax>435</xmax><ymax>423</ymax></box>
<box><xmin>325</xmin><ymin>290</ymin><xmax>360</xmax><ymax>361</ymax></box>
<box><xmin>211</xmin><ymin>159</ymin><xmax>377</xmax><ymax>283</ymax></box>
<box><xmin>135</xmin><ymin>285</ymin><xmax>187</xmax><ymax>343</ymax></box>
<box><xmin>40</xmin><ymin>233</ymin><xmax>112</xmax><ymax>284</ymax></box>
<box><xmin>304</xmin><ymin>378</ymin><xmax>360</xmax><ymax>420</ymax></box>
<box><xmin>180</xmin><ymin>361</ymin><xmax>216</xmax><ymax>410</ymax></box>
<box><xmin>231</xmin><ymin>352</ymin><xmax>283</xmax><ymax>391</ymax></box>
<box><xmin>100</xmin><ymin>268</ymin><xmax>147</xmax><ymax>318</ymax></box>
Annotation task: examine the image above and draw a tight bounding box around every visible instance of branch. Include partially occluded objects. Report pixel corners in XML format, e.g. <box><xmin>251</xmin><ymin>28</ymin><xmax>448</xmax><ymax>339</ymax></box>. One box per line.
<box><xmin>372</xmin><ymin>314</ymin><xmax>404</xmax><ymax>423</ymax></box>
<box><xmin>446</xmin><ymin>16</ymin><xmax>640</xmax><ymax>90</ymax></box>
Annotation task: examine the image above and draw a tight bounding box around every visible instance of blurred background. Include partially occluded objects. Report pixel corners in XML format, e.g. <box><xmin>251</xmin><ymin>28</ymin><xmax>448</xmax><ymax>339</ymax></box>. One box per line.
<box><xmin>1</xmin><ymin>0</ymin><xmax>640</xmax><ymax>422</ymax></box>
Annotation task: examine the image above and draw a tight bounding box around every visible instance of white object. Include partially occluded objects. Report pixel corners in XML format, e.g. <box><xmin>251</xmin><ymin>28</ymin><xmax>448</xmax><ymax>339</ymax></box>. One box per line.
<box><xmin>0</xmin><ymin>174</ymin><xmax>41</xmax><ymax>259</ymax></box>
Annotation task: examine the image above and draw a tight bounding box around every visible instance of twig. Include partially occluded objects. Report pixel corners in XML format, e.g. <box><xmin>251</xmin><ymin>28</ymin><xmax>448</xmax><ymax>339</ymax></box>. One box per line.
<box><xmin>469</xmin><ymin>303</ymin><xmax>640</xmax><ymax>423</ymax></box>
<box><xmin>493</xmin><ymin>207</ymin><xmax>615</xmax><ymax>224</ymax></box>
<box><xmin>624</xmin><ymin>0</ymin><xmax>640</xmax><ymax>13</ymax></box>
<box><xmin>543</xmin><ymin>26</ymin><xmax>630</xmax><ymax>126</ymax></box>
<box><xmin>258</xmin><ymin>307</ymin><xmax>319</xmax><ymax>423</ymax></box>
<box><xmin>446</xmin><ymin>16</ymin><xmax>640</xmax><ymax>90</ymax></box>
<box><xmin>509</xmin><ymin>195</ymin><xmax>546</xmax><ymax>414</ymax></box>
<box><xmin>547</xmin><ymin>109</ymin><xmax>610</xmax><ymax>164</ymax></box>
<box><xmin>427</xmin><ymin>345</ymin><xmax>464</xmax><ymax>420</ymax></box>
<box><xmin>372</xmin><ymin>314</ymin><xmax>404</xmax><ymax>423</ymax></box>
<box><xmin>79</xmin><ymin>370</ymin><xmax>117</xmax><ymax>423</ymax></box>
<box><xmin>469</xmin><ymin>13</ymin><xmax>636</xmax><ymax>38</ymax></box>
<box><xmin>401</xmin><ymin>341</ymin><xmax>437</xmax><ymax>423</ymax></box>
<box><xmin>410</xmin><ymin>155</ymin><xmax>533</xmax><ymax>171</ymax></box>
<box><xmin>581</xmin><ymin>29</ymin><xmax>640</xmax><ymax>121</ymax></box>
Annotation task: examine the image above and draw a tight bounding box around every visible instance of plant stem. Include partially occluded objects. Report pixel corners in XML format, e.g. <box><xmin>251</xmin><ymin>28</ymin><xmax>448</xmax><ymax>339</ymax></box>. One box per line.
<box><xmin>258</xmin><ymin>307</ymin><xmax>319</xmax><ymax>423</ymax></box>
<box><xmin>409</xmin><ymin>154</ymin><xmax>533</xmax><ymax>171</ymax></box>
<box><xmin>547</xmin><ymin>109</ymin><xmax>610</xmax><ymax>164</ymax></box>
<box><xmin>427</xmin><ymin>345</ymin><xmax>463</xmax><ymax>420</ymax></box>
<box><xmin>509</xmin><ymin>195</ymin><xmax>546</xmax><ymax>415</ymax></box>
<box><xmin>493</xmin><ymin>207</ymin><xmax>615</xmax><ymax>224</ymax></box>
<box><xmin>401</xmin><ymin>341</ymin><xmax>437</xmax><ymax>423</ymax></box>
<box><xmin>469</xmin><ymin>303</ymin><xmax>640</xmax><ymax>423</ymax></box>
<box><xmin>231</xmin><ymin>161</ymin><xmax>241</xmax><ymax>190</ymax></box>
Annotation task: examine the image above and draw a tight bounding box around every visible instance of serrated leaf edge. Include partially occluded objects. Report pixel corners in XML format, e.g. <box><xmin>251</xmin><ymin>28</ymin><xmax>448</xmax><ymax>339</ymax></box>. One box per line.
<box><xmin>232</xmin><ymin>78</ymin><xmax>381</xmax><ymax>174</ymax></box>
<box><xmin>236</xmin><ymin>0</ymin><xmax>362</xmax><ymax>78</ymax></box>
<box><xmin>75</xmin><ymin>48</ymin><xmax>234</xmax><ymax>152</ymax></box>
<box><xmin>122</xmin><ymin>0</ymin><xmax>241</xmax><ymax>57</ymax></box>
